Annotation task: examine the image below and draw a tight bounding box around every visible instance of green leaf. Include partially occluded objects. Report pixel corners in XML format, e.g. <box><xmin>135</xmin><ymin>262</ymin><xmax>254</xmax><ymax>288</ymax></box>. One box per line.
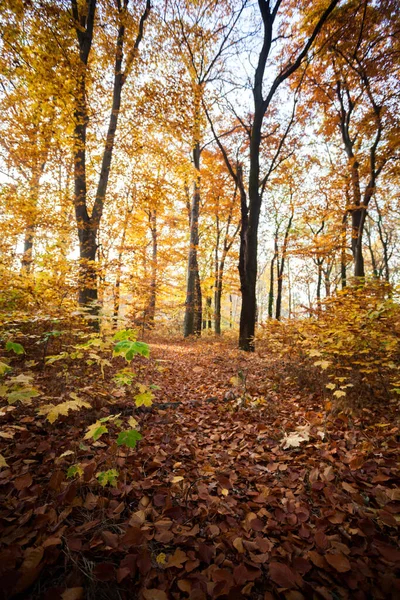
<box><xmin>84</xmin><ymin>422</ymin><xmax>108</xmax><ymax>441</ymax></box>
<box><xmin>67</xmin><ymin>464</ymin><xmax>83</xmax><ymax>478</ymax></box>
<box><xmin>0</xmin><ymin>361</ymin><xmax>11</xmax><ymax>376</ymax></box>
<box><xmin>45</xmin><ymin>352</ymin><xmax>69</xmax><ymax>365</ymax></box>
<box><xmin>96</xmin><ymin>469</ymin><xmax>118</xmax><ymax>487</ymax></box>
<box><xmin>116</xmin><ymin>429</ymin><xmax>142</xmax><ymax>448</ymax></box>
<box><xmin>113</xmin><ymin>340</ymin><xmax>150</xmax><ymax>361</ymax></box>
<box><xmin>5</xmin><ymin>341</ymin><xmax>25</xmax><ymax>355</ymax></box>
<box><xmin>113</xmin><ymin>368</ymin><xmax>136</xmax><ymax>386</ymax></box>
<box><xmin>113</xmin><ymin>329</ymin><xmax>137</xmax><ymax>342</ymax></box>
<box><xmin>7</xmin><ymin>387</ymin><xmax>40</xmax><ymax>405</ymax></box>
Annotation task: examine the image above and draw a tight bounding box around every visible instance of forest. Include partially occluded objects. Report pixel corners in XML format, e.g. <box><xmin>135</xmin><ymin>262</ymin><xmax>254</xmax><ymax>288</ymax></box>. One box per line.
<box><xmin>0</xmin><ymin>0</ymin><xmax>399</xmax><ymax>599</ymax></box>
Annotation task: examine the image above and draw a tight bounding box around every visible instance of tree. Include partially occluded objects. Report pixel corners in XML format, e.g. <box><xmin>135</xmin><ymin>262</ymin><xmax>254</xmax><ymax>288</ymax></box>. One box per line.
<box><xmin>208</xmin><ymin>0</ymin><xmax>339</xmax><ymax>350</ymax></box>
<box><xmin>302</xmin><ymin>0</ymin><xmax>400</xmax><ymax>278</ymax></box>
<box><xmin>70</xmin><ymin>0</ymin><xmax>151</xmax><ymax>311</ymax></box>
<box><xmin>162</xmin><ymin>0</ymin><xmax>246</xmax><ymax>337</ymax></box>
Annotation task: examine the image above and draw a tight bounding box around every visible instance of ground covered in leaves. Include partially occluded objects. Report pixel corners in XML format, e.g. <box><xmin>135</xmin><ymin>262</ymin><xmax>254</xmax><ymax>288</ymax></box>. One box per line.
<box><xmin>0</xmin><ymin>335</ymin><xmax>399</xmax><ymax>600</ymax></box>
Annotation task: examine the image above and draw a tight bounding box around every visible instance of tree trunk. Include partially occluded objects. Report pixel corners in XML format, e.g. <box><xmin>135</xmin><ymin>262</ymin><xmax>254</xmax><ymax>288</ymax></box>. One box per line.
<box><xmin>268</xmin><ymin>236</ymin><xmax>277</xmax><ymax>318</ymax></box>
<box><xmin>275</xmin><ymin>260</ymin><xmax>283</xmax><ymax>320</ymax></box>
<box><xmin>341</xmin><ymin>212</ymin><xmax>347</xmax><ymax>289</ymax></box>
<box><xmin>214</xmin><ymin>255</ymin><xmax>226</xmax><ymax>335</ymax></box>
<box><xmin>21</xmin><ymin>224</ymin><xmax>35</xmax><ymax>274</ymax></box>
<box><xmin>366</xmin><ymin>218</ymin><xmax>378</xmax><ymax>277</ymax></box>
<box><xmin>316</xmin><ymin>260</ymin><xmax>322</xmax><ymax>309</ymax></box>
<box><xmin>71</xmin><ymin>0</ymin><xmax>150</xmax><ymax>312</ymax></box>
<box><xmin>194</xmin><ymin>266</ymin><xmax>202</xmax><ymax>335</ymax></box>
<box><xmin>184</xmin><ymin>141</ymin><xmax>202</xmax><ymax>337</ymax></box>
<box><xmin>147</xmin><ymin>209</ymin><xmax>157</xmax><ymax>327</ymax></box>
<box><xmin>275</xmin><ymin>209</ymin><xmax>293</xmax><ymax>320</ymax></box>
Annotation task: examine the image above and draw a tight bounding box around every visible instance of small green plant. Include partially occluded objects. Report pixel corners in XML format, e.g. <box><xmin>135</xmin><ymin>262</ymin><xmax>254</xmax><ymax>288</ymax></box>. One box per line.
<box><xmin>113</xmin><ymin>329</ymin><xmax>150</xmax><ymax>361</ymax></box>
<box><xmin>0</xmin><ymin>372</ymin><xmax>40</xmax><ymax>405</ymax></box>
<box><xmin>5</xmin><ymin>341</ymin><xmax>25</xmax><ymax>355</ymax></box>
<box><xmin>96</xmin><ymin>469</ymin><xmax>119</xmax><ymax>487</ymax></box>
<box><xmin>116</xmin><ymin>429</ymin><xmax>142</xmax><ymax>448</ymax></box>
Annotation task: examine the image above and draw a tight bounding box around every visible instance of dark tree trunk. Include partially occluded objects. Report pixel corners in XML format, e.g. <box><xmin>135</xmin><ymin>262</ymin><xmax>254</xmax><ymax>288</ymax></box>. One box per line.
<box><xmin>268</xmin><ymin>257</ymin><xmax>274</xmax><ymax>319</ymax></box>
<box><xmin>184</xmin><ymin>141</ymin><xmax>202</xmax><ymax>337</ymax></box>
<box><xmin>341</xmin><ymin>212</ymin><xmax>347</xmax><ymax>289</ymax></box>
<box><xmin>275</xmin><ymin>209</ymin><xmax>293</xmax><ymax>320</ymax></box>
<box><xmin>316</xmin><ymin>261</ymin><xmax>322</xmax><ymax>309</ymax></box>
<box><xmin>268</xmin><ymin>232</ymin><xmax>278</xmax><ymax>318</ymax></box>
<box><xmin>194</xmin><ymin>265</ymin><xmax>202</xmax><ymax>335</ymax></box>
<box><xmin>214</xmin><ymin>282</ymin><xmax>222</xmax><ymax>335</ymax></box>
<box><xmin>375</xmin><ymin>200</ymin><xmax>390</xmax><ymax>282</ymax></box>
<box><xmin>366</xmin><ymin>219</ymin><xmax>378</xmax><ymax>277</ymax></box>
<box><xmin>147</xmin><ymin>209</ymin><xmax>157</xmax><ymax>327</ymax></box>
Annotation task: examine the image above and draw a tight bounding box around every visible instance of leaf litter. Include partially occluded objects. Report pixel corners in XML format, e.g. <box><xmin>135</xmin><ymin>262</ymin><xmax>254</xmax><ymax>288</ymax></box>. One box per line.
<box><xmin>0</xmin><ymin>336</ymin><xmax>399</xmax><ymax>599</ymax></box>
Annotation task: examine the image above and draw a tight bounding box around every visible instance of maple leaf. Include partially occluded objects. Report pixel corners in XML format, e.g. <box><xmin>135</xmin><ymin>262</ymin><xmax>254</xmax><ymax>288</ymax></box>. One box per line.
<box><xmin>134</xmin><ymin>389</ymin><xmax>153</xmax><ymax>407</ymax></box>
<box><xmin>84</xmin><ymin>421</ymin><xmax>108</xmax><ymax>441</ymax></box>
<box><xmin>116</xmin><ymin>429</ymin><xmax>142</xmax><ymax>448</ymax></box>
<box><xmin>0</xmin><ymin>361</ymin><xmax>11</xmax><ymax>376</ymax></box>
<box><xmin>96</xmin><ymin>469</ymin><xmax>119</xmax><ymax>487</ymax></box>
<box><xmin>281</xmin><ymin>425</ymin><xmax>310</xmax><ymax>449</ymax></box>
<box><xmin>37</xmin><ymin>397</ymin><xmax>90</xmax><ymax>423</ymax></box>
<box><xmin>5</xmin><ymin>341</ymin><xmax>25</xmax><ymax>354</ymax></box>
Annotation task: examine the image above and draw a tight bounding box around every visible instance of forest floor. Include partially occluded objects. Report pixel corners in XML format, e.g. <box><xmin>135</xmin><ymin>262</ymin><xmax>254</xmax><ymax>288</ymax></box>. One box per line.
<box><xmin>0</xmin><ymin>335</ymin><xmax>399</xmax><ymax>600</ymax></box>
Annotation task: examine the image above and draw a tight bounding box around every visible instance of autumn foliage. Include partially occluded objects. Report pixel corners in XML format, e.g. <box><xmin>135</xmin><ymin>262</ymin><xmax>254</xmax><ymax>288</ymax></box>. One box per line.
<box><xmin>258</xmin><ymin>281</ymin><xmax>400</xmax><ymax>406</ymax></box>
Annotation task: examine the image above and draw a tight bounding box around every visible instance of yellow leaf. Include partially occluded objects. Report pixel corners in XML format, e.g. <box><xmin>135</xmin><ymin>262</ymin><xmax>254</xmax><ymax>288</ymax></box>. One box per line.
<box><xmin>0</xmin><ymin>454</ymin><xmax>8</xmax><ymax>468</ymax></box>
<box><xmin>233</xmin><ymin>537</ymin><xmax>245</xmax><ymax>553</ymax></box>
<box><xmin>171</xmin><ymin>476</ymin><xmax>184</xmax><ymax>484</ymax></box>
<box><xmin>221</xmin><ymin>488</ymin><xmax>229</xmax><ymax>496</ymax></box>
<box><xmin>128</xmin><ymin>416</ymin><xmax>139</xmax><ymax>428</ymax></box>
<box><xmin>333</xmin><ymin>390</ymin><xmax>346</xmax><ymax>398</ymax></box>
<box><xmin>156</xmin><ymin>552</ymin><xmax>167</xmax><ymax>565</ymax></box>
<box><xmin>309</xmin><ymin>349</ymin><xmax>321</xmax><ymax>357</ymax></box>
<box><xmin>314</xmin><ymin>360</ymin><xmax>330</xmax><ymax>370</ymax></box>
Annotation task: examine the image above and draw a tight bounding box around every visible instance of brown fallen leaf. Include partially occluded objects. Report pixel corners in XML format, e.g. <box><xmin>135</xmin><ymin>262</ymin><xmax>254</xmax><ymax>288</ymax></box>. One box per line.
<box><xmin>61</xmin><ymin>588</ymin><xmax>84</xmax><ymax>600</ymax></box>
<box><xmin>269</xmin><ymin>562</ymin><xmax>302</xmax><ymax>589</ymax></box>
<box><xmin>143</xmin><ymin>589</ymin><xmax>168</xmax><ymax>600</ymax></box>
<box><xmin>14</xmin><ymin>472</ymin><xmax>33</xmax><ymax>490</ymax></box>
<box><xmin>325</xmin><ymin>552</ymin><xmax>351</xmax><ymax>573</ymax></box>
<box><xmin>167</xmin><ymin>548</ymin><xmax>188</xmax><ymax>568</ymax></box>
